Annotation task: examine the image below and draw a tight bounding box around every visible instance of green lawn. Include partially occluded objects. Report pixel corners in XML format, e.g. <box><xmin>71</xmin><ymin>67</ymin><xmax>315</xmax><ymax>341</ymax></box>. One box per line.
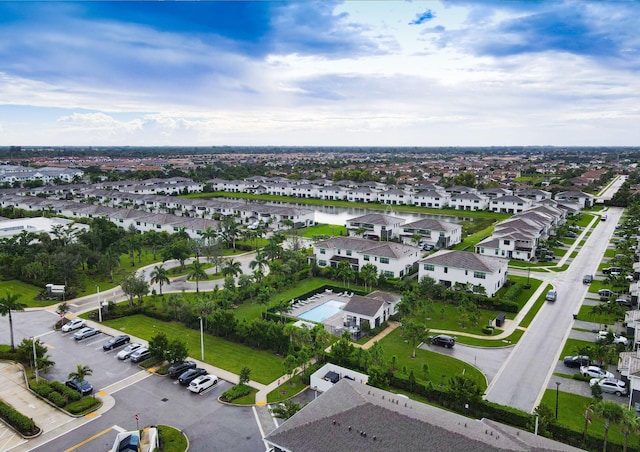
<box><xmin>539</xmin><ymin>390</ymin><xmax>627</xmax><ymax>446</ymax></box>
<box><xmin>267</xmin><ymin>376</ymin><xmax>308</xmax><ymax>403</ymax></box>
<box><xmin>157</xmin><ymin>425</ymin><xmax>188</xmax><ymax>452</ymax></box>
<box><xmin>298</xmin><ymin>223</ymin><xmax>347</xmax><ymax>238</ymax></box>
<box><xmin>455</xmin><ymin>328</ymin><xmax>524</xmax><ymax>347</ymax></box>
<box><xmin>575</xmin><ymin>214</ymin><xmax>596</xmax><ymax>228</ymax></box>
<box><xmin>380</xmin><ymin>328</ymin><xmax>487</xmax><ymax>389</ymax></box>
<box><xmin>560</xmin><ymin>338</ymin><xmax>594</xmax><ymax>358</ymax></box>
<box><xmin>101</xmin><ymin>314</ymin><xmax>283</xmax><ymax>384</ymax></box>
<box><xmin>576</xmin><ymin>304</ymin><xmax>622</xmax><ymax>326</ymax></box>
<box><xmin>519</xmin><ymin>284</ymin><xmax>549</xmax><ymax>328</ymax></box>
<box><xmin>0</xmin><ymin>280</ymin><xmax>49</xmax><ymax>307</ymax></box>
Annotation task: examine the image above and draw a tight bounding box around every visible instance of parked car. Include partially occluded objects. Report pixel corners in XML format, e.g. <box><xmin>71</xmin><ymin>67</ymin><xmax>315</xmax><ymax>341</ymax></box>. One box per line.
<box><xmin>188</xmin><ymin>374</ymin><xmax>219</xmax><ymax>393</ymax></box>
<box><xmin>580</xmin><ymin>365</ymin><xmax>614</xmax><ymax>379</ymax></box>
<box><xmin>598</xmin><ymin>289</ymin><xmax>615</xmax><ymax>298</ymax></box>
<box><xmin>117</xmin><ymin>343</ymin><xmax>143</xmax><ymax>360</ymax></box>
<box><xmin>563</xmin><ymin>355</ymin><xmax>590</xmax><ymax>368</ymax></box>
<box><xmin>429</xmin><ymin>334</ymin><xmax>455</xmax><ymax>348</ymax></box>
<box><xmin>597</xmin><ymin>331</ymin><xmax>629</xmax><ymax>345</ymax></box>
<box><xmin>589</xmin><ymin>378</ymin><xmax>627</xmax><ymax>396</ymax></box>
<box><xmin>65</xmin><ymin>379</ymin><xmax>93</xmax><ymax>396</ymax></box>
<box><xmin>74</xmin><ymin>327</ymin><xmax>99</xmax><ymax>341</ymax></box>
<box><xmin>103</xmin><ymin>335</ymin><xmax>130</xmax><ymax>351</ymax></box>
<box><xmin>616</xmin><ymin>297</ymin><xmax>633</xmax><ymax>308</ymax></box>
<box><xmin>178</xmin><ymin>368</ymin><xmax>208</xmax><ymax>385</ymax></box>
<box><xmin>61</xmin><ymin>318</ymin><xmax>86</xmax><ymax>332</ymax></box>
<box><xmin>545</xmin><ymin>290</ymin><xmax>557</xmax><ymax>302</ymax></box>
<box><xmin>130</xmin><ymin>348</ymin><xmax>151</xmax><ymax>363</ymax></box>
<box><xmin>566</xmin><ymin>231</ymin><xmax>578</xmax><ymax>238</ymax></box>
<box><xmin>603</xmin><ymin>267</ymin><xmax>623</xmax><ymax>275</ymax></box>
<box><xmin>422</xmin><ymin>243</ymin><xmax>435</xmax><ymax>251</ymax></box>
<box><xmin>582</xmin><ymin>274</ymin><xmax>593</xmax><ymax>284</ymax></box>
<box><xmin>168</xmin><ymin>361</ymin><xmax>197</xmax><ymax>379</ymax></box>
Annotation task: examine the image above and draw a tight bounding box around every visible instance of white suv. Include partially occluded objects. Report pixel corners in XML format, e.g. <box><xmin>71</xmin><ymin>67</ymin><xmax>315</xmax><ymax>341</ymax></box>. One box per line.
<box><xmin>597</xmin><ymin>331</ymin><xmax>629</xmax><ymax>346</ymax></box>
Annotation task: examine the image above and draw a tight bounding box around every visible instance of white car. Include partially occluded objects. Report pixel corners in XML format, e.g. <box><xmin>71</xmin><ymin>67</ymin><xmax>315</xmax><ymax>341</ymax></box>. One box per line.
<box><xmin>597</xmin><ymin>331</ymin><xmax>629</xmax><ymax>345</ymax></box>
<box><xmin>188</xmin><ymin>374</ymin><xmax>218</xmax><ymax>394</ymax></box>
<box><xmin>580</xmin><ymin>365</ymin><xmax>614</xmax><ymax>379</ymax></box>
<box><xmin>589</xmin><ymin>378</ymin><xmax>627</xmax><ymax>396</ymax></box>
<box><xmin>117</xmin><ymin>343</ymin><xmax>143</xmax><ymax>360</ymax></box>
<box><xmin>61</xmin><ymin>318</ymin><xmax>86</xmax><ymax>332</ymax></box>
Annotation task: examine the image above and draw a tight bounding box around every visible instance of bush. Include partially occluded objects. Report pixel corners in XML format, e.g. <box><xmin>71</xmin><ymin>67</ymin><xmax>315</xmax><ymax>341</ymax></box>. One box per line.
<box><xmin>50</xmin><ymin>381</ymin><xmax>82</xmax><ymax>401</ymax></box>
<box><xmin>30</xmin><ymin>382</ymin><xmax>53</xmax><ymax>398</ymax></box>
<box><xmin>220</xmin><ymin>384</ymin><xmax>252</xmax><ymax>402</ymax></box>
<box><xmin>0</xmin><ymin>400</ymin><xmax>38</xmax><ymax>436</ymax></box>
<box><xmin>65</xmin><ymin>397</ymin><xmax>100</xmax><ymax>414</ymax></box>
<box><xmin>572</xmin><ymin>373</ymin><xmax>590</xmax><ymax>382</ymax></box>
<box><xmin>48</xmin><ymin>391</ymin><xmax>67</xmax><ymax>408</ymax></box>
<box><xmin>482</xmin><ymin>326</ymin><xmax>494</xmax><ymax>335</ymax></box>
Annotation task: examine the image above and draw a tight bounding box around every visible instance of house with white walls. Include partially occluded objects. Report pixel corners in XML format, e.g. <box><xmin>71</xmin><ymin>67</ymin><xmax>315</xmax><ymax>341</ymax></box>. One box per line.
<box><xmin>346</xmin><ymin>213</ymin><xmax>405</xmax><ymax>241</ymax></box>
<box><xmin>400</xmin><ymin>218</ymin><xmax>462</xmax><ymax>248</ymax></box>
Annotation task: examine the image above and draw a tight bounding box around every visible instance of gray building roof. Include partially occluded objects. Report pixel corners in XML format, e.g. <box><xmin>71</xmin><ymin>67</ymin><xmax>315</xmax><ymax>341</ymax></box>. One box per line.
<box><xmin>343</xmin><ymin>295</ymin><xmax>386</xmax><ymax>317</ymax></box>
<box><xmin>265</xmin><ymin>379</ymin><xmax>581</xmax><ymax>452</ymax></box>
<box><xmin>420</xmin><ymin>250</ymin><xmax>507</xmax><ymax>273</ymax></box>
<box><xmin>348</xmin><ymin>213</ymin><xmax>404</xmax><ymax>225</ymax></box>
<box><xmin>402</xmin><ymin>218</ymin><xmax>460</xmax><ymax>232</ymax></box>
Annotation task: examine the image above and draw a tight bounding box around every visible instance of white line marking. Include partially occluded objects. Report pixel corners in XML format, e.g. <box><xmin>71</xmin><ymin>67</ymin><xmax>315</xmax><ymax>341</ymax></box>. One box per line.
<box><xmin>252</xmin><ymin>406</ymin><xmax>271</xmax><ymax>452</ymax></box>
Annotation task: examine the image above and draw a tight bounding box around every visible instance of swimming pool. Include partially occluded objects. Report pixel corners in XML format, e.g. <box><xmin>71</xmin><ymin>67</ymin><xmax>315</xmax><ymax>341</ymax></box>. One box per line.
<box><xmin>298</xmin><ymin>299</ymin><xmax>346</xmax><ymax>323</ymax></box>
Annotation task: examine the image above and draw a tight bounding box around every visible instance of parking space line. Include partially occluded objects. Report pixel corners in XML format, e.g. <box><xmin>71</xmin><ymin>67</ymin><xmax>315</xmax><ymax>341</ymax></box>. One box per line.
<box><xmin>252</xmin><ymin>406</ymin><xmax>271</xmax><ymax>452</ymax></box>
<box><xmin>35</xmin><ymin>330</ymin><xmax>56</xmax><ymax>339</ymax></box>
<box><xmin>63</xmin><ymin>426</ymin><xmax>113</xmax><ymax>452</ymax></box>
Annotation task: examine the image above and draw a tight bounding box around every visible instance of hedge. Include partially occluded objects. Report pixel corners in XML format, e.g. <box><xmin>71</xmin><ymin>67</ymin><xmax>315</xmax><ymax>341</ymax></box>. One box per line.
<box><xmin>220</xmin><ymin>384</ymin><xmax>252</xmax><ymax>402</ymax></box>
<box><xmin>48</xmin><ymin>391</ymin><xmax>67</xmax><ymax>408</ymax></box>
<box><xmin>0</xmin><ymin>400</ymin><xmax>39</xmax><ymax>436</ymax></box>
<box><xmin>66</xmin><ymin>397</ymin><xmax>100</xmax><ymax>415</ymax></box>
<box><xmin>50</xmin><ymin>381</ymin><xmax>82</xmax><ymax>402</ymax></box>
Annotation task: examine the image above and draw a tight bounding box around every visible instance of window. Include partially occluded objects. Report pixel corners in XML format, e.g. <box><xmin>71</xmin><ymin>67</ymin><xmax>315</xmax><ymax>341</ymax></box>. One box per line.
<box><xmin>474</xmin><ymin>271</ymin><xmax>486</xmax><ymax>279</ymax></box>
<box><xmin>363</xmin><ymin>255</ymin><xmax>370</xmax><ymax>261</ymax></box>
<box><xmin>318</xmin><ymin>260</ymin><xmax>327</xmax><ymax>266</ymax></box>
<box><xmin>423</xmin><ymin>264</ymin><xmax>435</xmax><ymax>271</ymax></box>
<box><xmin>503</xmin><ymin>240</ymin><xmax>510</xmax><ymax>245</ymax></box>
<box><xmin>383</xmin><ymin>270</ymin><xmax>394</xmax><ymax>278</ymax></box>
<box><xmin>380</xmin><ymin>257</ymin><xmax>390</xmax><ymax>264</ymax></box>
<box><xmin>444</xmin><ymin>267</ymin><xmax>448</xmax><ymax>273</ymax></box>
<box><xmin>346</xmin><ymin>250</ymin><xmax>352</xmax><ymax>256</ymax></box>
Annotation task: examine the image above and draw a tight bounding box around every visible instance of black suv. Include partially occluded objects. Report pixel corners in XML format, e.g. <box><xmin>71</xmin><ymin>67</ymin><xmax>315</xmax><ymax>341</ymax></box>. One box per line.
<box><xmin>65</xmin><ymin>379</ymin><xmax>93</xmax><ymax>396</ymax></box>
<box><xmin>168</xmin><ymin>361</ymin><xmax>197</xmax><ymax>379</ymax></box>
<box><xmin>563</xmin><ymin>355</ymin><xmax>590</xmax><ymax>368</ymax></box>
<box><xmin>429</xmin><ymin>334</ymin><xmax>455</xmax><ymax>348</ymax></box>
<box><xmin>178</xmin><ymin>368</ymin><xmax>208</xmax><ymax>385</ymax></box>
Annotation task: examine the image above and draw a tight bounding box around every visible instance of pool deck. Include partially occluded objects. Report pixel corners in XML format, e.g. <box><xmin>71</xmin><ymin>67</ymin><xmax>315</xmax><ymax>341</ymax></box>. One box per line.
<box><xmin>289</xmin><ymin>290</ymin><xmax>353</xmax><ymax>333</ymax></box>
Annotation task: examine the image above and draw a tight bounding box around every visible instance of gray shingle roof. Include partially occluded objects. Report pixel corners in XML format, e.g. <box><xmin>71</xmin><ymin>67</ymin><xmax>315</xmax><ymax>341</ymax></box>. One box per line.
<box><xmin>402</xmin><ymin>218</ymin><xmax>460</xmax><ymax>232</ymax></box>
<box><xmin>342</xmin><ymin>295</ymin><xmax>385</xmax><ymax>317</ymax></box>
<box><xmin>348</xmin><ymin>213</ymin><xmax>404</xmax><ymax>225</ymax></box>
<box><xmin>419</xmin><ymin>250</ymin><xmax>507</xmax><ymax>273</ymax></box>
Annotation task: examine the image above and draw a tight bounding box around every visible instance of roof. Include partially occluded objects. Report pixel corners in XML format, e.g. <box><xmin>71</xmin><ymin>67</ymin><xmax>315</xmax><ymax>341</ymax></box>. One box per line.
<box><xmin>402</xmin><ymin>218</ymin><xmax>460</xmax><ymax>232</ymax></box>
<box><xmin>342</xmin><ymin>295</ymin><xmax>386</xmax><ymax>317</ymax></box>
<box><xmin>420</xmin><ymin>250</ymin><xmax>507</xmax><ymax>273</ymax></box>
<box><xmin>347</xmin><ymin>213</ymin><xmax>405</xmax><ymax>226</ymax></box>
<box><xmin>315</xmin><ymin>237</ymin><xmax>419</xmax><ymax>259</ymax></box>
<box><xmin>265</xmin><ymin>379</ymin><xmax>581</xmax><ymax>452</ymax></box>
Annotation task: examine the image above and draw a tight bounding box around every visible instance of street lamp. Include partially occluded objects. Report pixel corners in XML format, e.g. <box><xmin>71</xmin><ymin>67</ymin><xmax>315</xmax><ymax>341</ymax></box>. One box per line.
<box><xmin>199</xmin><ymin>316</ymin><xmax>204</xmax><ymax>361</ymax></box>
<box><xmin>31</xmin><ymin>336</ymin><xmax>39</xmax><ymax>383</ymax></box>
<box><xmin>96</xmin><ymin>285</ymin><xmax>102</xmax><ymax>323</ymax></box>
<box><xmin>555</xmin><ymin>382</ymin><xmax>561</xmax><ymax>419</ymax></box>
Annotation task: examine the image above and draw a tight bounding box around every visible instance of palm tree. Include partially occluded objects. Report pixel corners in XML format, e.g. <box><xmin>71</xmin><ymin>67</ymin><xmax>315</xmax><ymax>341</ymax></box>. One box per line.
<box><xmin>249</xmin><ymin>252</ymin><xmax>268</xmax><ymax>282</ymax></box>
<box><xmin>0</xmin><ymin>291</ymin><xmax>27</xmax><ymax>351</ymax></box>
<box><xmin>188</xmin><ymin>260</ymin><xmax>208</xmax><ymax>293</ymax></box>
<box><xmin>619</xmin><ymin>407</ymin><xmax>640</xmax><ymax>452</ymax></box>
<box><xmin>150</xmin><ymin>265</ymin><xmax>170</xmax><ymax>296</ymax></box>
<box><xmin>67</xmin><ymin>364</ymin><xmax>93</xmax><ymax>384</ymax></box>
<box><xmin>594</xmin><ymin>400</ymin><xmax>624</xmax><ymax>452</ymax></box>
<box><xmin>222</xmin><ymin>259</ymin><xmax>242</xmax><ymax>278</ymax></box>
<box><xmin>359</xmin><ymin>263</ymin><xmax>378</xmax><ymax>291</ymax></box>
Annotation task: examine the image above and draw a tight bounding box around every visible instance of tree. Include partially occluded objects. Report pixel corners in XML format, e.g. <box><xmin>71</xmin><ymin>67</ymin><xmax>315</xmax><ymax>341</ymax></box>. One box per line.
<box><xmin>239</xmin><ymin>366</ymin><xmax>251</xmax><ymax>385</ymax></box>
<box><xmin>0</xmin><ymin>291</ymin><xmax>27</xmax><ymax>351</ymax></box>
<box><xmin>335</xmin><ymin>260</ymin><xmax>354</xmax><ymax>287</ymax></box>
<box><xmin>222</xmin><ymin>258</ymin><xmax>242</xmax><ymax>278</ymax></box>
<box><xmin>359</xmin><ymin>263</ymin><xmax>378</xmax><ymax>291</ymax></box>
<box><xmin>68</xmin><ymin>364</ymin><xmax>93</xmax><ymax>383</ymax></box>
<box><xmin>162</xmin><ymin>239</ymin><xmax>192</xmax><ymax>270</ymax></box>
<box><xmin>402</xmin><ymin>319</ymin><xmax>427</xmax><ymax>358</ymax></box>
<box><xmin>448</xmin><ymin>375</ymin><xmax>484</xmax><ymax>411</ymax></box>
<box><xmin>270</xmin><ymin>400</ymin><xmax>302</xmax><ymax>420</ymax></box>
<box><xmin>594</xmin><ymin>400</ymin><xmax>624</xmax><ymax>452</ymax></box>
<box><xmin>531</xmin><ymin>403</ymin><xmax>556</xmax><ymax>437</ymax></box>
<box><xmin>16</xmin><ymin>338</ymin><xmax>54</xmax><ymax>371</ymax></box>
<box><xmin>150</xmin><ymin>265</ymin><xmax>170</xmax><ymax>296</ymax></box>
<box><xmin>619</xmin><ymin>407</ymin><xmax>640</xmax><ymax>452</ymax></box>
<box><xmin>148</xmin><ymin>332</ymin><xmax>170</xmax><ymax>361</ymax></box>
<box><xmin>56</xmin><ymin>302</ymin><xmax>70</xmax><ymax>317</ymax></box>
<box><xmin>165</xmin><ymin>338</ymin><xmax>189</xmax><ymax>364</ymax></box>
<box><xmin>249</xmin><ymin>252</ymin><xmax>268</xmax><ymax>283</ymax></box>
<box><xmin>188</xmin><ymin>260</ymin><xmax>208</xmax><ymax>293</ymax></box>
<box><xmin>283</xmin><ymin>354</ymin><xmax>298</xmax><ymax>384</ymax></box>
<box><xmin>121</xmin><ymin>273</ymin><xmax>149</xmax><ymax>308</ymax></box>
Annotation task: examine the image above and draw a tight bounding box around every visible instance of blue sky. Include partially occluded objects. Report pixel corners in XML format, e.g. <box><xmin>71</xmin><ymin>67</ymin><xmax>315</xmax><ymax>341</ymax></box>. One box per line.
<box><xmin>0</xmin><ymin>1</ymin><xmax>639</xmax><ymax>147</ymax></box>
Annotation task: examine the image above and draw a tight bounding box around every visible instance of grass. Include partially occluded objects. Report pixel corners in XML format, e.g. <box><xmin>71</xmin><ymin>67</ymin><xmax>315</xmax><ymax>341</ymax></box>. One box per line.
<box><xmin>452</xmin><ymin>224</ymin><xmax>494</xmax><ymax>252</ymax></box>
<box><xmin>266</xmin><ymin>376</ymin><xmax>308</xmax><ymax>403</ymax></box>
<box><xmin>379</xmin><ymin>328</ymin><xmax>487</xmax><ymax>389</ymax></box>
<box><xmin>575</xmin><ymin>213</ymin><xmax>596</xmax><ymax>228</ymax></box>
<box><xmin>455</xmin><ymin>328</ymin><xmax>524</xmax><ymax>347</ymax></box>
<box><xmin>539</xmin><ymin>390</ymin><xmax>627</xmax><ymax>446</ymax></box>
<box><xmin>227</xmin><ymin>387</ymin><xmax>259</xmax><ymax>405</ymax></box>
<box><xmin>576</xmin><ymin>304</ymin><xmax>622</xmax><ymax>326</ymax></box>
<box><xmin>0</xmin><ymin>280</ymin><xmax>48</xmax><ymax>307</ymax></box>
<box><xmin>519</xmin><ymin>283</ymin><xmax>549</xmax><ymax>328</ymax></box>
<box><xmin>158</xmin><ymin>425</ymin><xmax>188</xmax><ymax>452</ymax></box>
<box><xmin>298</xmin><ymin>223</ymin><xmax>347</xmax><ymax>238</ymax></box>
<box><xmin>413</xmin><ymin>302</ymin><xmax>512</xmax><ymax>336</ymax></box>
<box><xmin>101</xmin><ymin>314</ymin><xmax>283</xmax><ymax>384</ymax></box>
<box><xmin>560</xmin><ymin>338</ymin><xmax>595</xmax><ymax>359</ymax></box>
<box><xmin>509</xmin><ymin>275</ymin><xmax>543</xmax><ymax>311</ymax></box>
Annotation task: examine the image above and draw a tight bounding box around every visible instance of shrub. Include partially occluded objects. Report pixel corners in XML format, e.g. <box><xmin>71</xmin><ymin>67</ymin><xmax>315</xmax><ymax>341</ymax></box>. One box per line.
<box><xmin>65</xmin><ymin>397</ymin><xmax>100</xmax><ymax>414</ymax></box>
<box><xmin>50</xmin><ymin>381</ymin><xmax>82</xmax><ymax>401</ymax></box>
<box><xmin>220</xmin><ymin>384</ymin><xmax>252</xmax><ymax>402</ymax></box>
<box><xmin>572</xmin><ymin>373</ymin><xmax>590</xmax><ymax>382</ymax></box>
<box><xmin>0</xmin><ymin>400</ymin><xmax>38</xmax><ymax>436</ymax></box>
<box><xmin>30</xmin><ymin>382</ymin><xmax>53</xmax><ymax>398</ymax></box>
<box><xmin>48</xmin><ymin>391</ymin><xmax>67</xmax><ymax>408</ymax></box>
<box><xmin>482</xmin><ymin>326</ymin><xmax>494</xmax><ymax>335</ymax></box>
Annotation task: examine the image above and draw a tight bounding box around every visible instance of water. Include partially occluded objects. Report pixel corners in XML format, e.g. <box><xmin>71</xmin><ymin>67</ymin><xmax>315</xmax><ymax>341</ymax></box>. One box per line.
<box><xmin>297</xmin><ymin>299</ymin><xmax>346</xmax><ymax>322</ymax></box>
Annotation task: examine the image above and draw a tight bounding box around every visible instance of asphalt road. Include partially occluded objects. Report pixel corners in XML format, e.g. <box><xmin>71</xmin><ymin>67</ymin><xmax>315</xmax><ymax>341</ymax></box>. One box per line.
<box><xmin>485</xmin><ymin>207</ymin><xmax>622</xmax><ymax>412</ymax></box>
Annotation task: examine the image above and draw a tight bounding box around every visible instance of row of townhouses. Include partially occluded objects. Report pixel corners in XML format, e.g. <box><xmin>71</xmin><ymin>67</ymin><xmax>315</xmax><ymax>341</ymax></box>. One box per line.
<box><xmin>0</xmin><ymin>165</ymin><xmax>84</xmax><ymax>184</ymax></box>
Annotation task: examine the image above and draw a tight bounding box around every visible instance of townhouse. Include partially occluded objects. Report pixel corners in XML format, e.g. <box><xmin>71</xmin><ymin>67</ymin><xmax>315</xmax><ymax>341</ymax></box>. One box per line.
<box><xmin>399</xmin><ymin>218</ymin><xmax>462</xmax><ymax>248</ymax></box>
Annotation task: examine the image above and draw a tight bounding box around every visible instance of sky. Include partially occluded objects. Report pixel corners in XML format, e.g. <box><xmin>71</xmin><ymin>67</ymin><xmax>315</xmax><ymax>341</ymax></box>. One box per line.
<box><xmin>0</xmin><ymin>0</ymin><xmax>639</xmax><ymax>147</ymax></box>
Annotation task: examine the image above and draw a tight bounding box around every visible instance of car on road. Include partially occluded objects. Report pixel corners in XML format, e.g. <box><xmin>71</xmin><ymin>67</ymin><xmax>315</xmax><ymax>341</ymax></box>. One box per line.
<box><xmin>117</xmin><ymin>343</ymin><xmax>143</xmax><ymax>360</ymax></box>
<box><xmin>103</xmin><ymin>335</ymin><xmax>131</xmax><ymax>350</ymax></box>
<box><xmin>582</xmin><ymin>274</ymin><xmax>593</xmax><ymax>284</ymax></box>
<box><xmin>545</xmin><ymin>290</ymin><xmax>557</xmax><ymax>302</ymax></box>
<box><xmin>178</xmin><ymin>368</ymin><xmax>208</xmax><ymax>385</ymax></box>
<box><xmin>597</xmin><ymin>331</ymin><xmax>629</xmax><ymax>345</ymax></box>
<box><xmin>589</xmin><ymin>378</ymin><xmax>627</xmax><ymax>396</ymax></box>
<box><xmin>601</xmin><ymin>214</ymin><xmax>607</xmax><ymax>221</ymax></box>
<box><xmin>65</xmin><ymin>379</ymin><xmax>93</xmax><ymax>396</ymax></box>
<box><xmin>563</xmin><ymin>355</ymin><xmax>590</xmax><ymax>368</ymax></box>
<box><xmin>580</xmin><ymin>365</ymin><xmax>614</xmax><ymax>379</ymax></box>
<box><xmin>188</xmin><ymin>374</ymin><xmax>219</xmax><ymax>393</ymax></box>
<box><xmin>130</xmin><ymin>348</ymin><xmax>151</xmax><ymax>363</ymax></box>
<box><xmin>61</xmin><ymin>318</ymin><xmax>86</xmax><ymax>332</ymax></box>
<box><xmin>74</xmin><ymin>327</ymin><xmax>99</xmax><ymax>341</ymax></box>
<box><xmin>168</xmin><ymin>361</ymin><xmax>197</xmax><ymax>379</ymax></box>
<box><xmin>429</xmin><ymin>334</ymin><xmax>455</xmax><ymax>348</ymax></box>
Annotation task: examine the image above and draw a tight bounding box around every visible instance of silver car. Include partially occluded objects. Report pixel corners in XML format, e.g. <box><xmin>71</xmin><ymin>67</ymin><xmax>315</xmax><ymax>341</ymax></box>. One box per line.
<box><xmin>589</xmin><ymin>378</ymin><xmax>627</xmax><ymax>396</ymax></box>
<box><xmin>73</xmin><ymin>327</ymin><xmax>99</xmax><ymax>340</ymax></box>
<box><xmin>117</xmin><ymin>343</ymin><xmax>143</xmax><ymax>360</ymax></box>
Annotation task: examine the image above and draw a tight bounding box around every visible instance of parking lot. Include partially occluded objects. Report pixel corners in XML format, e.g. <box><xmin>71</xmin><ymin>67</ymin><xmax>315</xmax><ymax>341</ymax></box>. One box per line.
<box><xmin>2</xmin><ymin>309</ymin><xmax>266</xmax><ymax>451</ymax></box>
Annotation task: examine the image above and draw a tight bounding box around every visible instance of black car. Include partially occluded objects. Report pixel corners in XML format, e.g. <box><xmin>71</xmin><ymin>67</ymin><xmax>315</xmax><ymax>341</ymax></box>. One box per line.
<box><xmin>582</xmin><ymin>274</ymin><xmax>593</xmax><ymax>284</ymax></box>
<box><xmin>65</xmin><ymin>379</ymin><xmax>93</xmax><ymax>396</ymax></box>
<box><xmin>429</xmin><ymin>334</ymin><xmax>455</xmax><ymax>348</ymax></box>
<box><xmin>563</xmin><ymin>355</ymin><xmax>590</xmax><ymax>368</ymax></box>
<box><xmin>103</xmin><ymin>335</ymin><xmax>131</xmax><ymax>351</ymax></box>
<box><xmin>178</xmin><ymin>368</ymin><xmax>207</xmax><ymax>385</ymax></box>
<box><xmin>168</xmin><ymin>361</ymin><xmax>197</xmax><ymax>379</ymax></box>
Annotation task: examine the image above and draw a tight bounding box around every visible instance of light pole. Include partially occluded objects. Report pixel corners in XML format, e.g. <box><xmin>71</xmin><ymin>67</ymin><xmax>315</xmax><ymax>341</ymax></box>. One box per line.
<box><xmin>555</xmin><ymin>381</ymin><xmax>561</xmax><ymax>419</ymax></box>
<box><xmin>31</xmin><ymin>337</ymin><xmax>39</xmax><ymax>383</ymax></box>
<box><xmin>199</xmin><ymin>316</ymin><xmax>204</xmax><ymax>361</ymax></box>
<box><xmin>96</xmin><ymin>285</ymin><xmax>102</xmax><ymax>323</ymax></box>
